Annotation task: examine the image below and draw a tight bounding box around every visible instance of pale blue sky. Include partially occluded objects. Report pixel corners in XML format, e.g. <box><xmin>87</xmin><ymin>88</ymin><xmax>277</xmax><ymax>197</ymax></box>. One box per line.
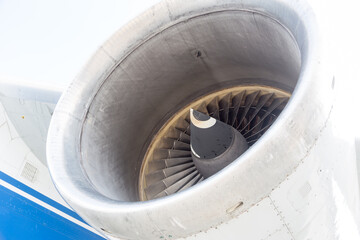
<box><xmin>0</xmin><ymin>0</ymin><xmax>160</xmax><ymax>88</ymax></box>
<box><xmin>1</xmin><ymin>0</ymin><xmax>359</xmax><ymax>92</ymax></box>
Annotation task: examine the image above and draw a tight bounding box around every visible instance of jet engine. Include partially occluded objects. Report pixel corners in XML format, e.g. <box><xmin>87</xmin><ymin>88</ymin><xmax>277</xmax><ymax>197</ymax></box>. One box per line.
<box><xmin>46</xmin><ymin>0</ymin><xmax>360</xmax><ymax>239</ymax></box>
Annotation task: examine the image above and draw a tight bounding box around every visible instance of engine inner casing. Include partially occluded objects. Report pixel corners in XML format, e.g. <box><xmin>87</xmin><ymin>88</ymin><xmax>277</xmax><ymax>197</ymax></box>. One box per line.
<box><xmin>81</xmin><ymin>9</ymin><xmax>301</xmax><ymax>202</ymax></box>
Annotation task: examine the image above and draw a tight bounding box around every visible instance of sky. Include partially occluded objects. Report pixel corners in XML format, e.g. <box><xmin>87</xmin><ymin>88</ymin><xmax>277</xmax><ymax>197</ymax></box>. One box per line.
<box><xmin>0</xmin><ymin>0</ymin><xmax>359</xmax><ymax>115</ymax></box>
<box><xmin>1</xmin><ymin>0</ymin><xmax>360</xmax><ymax>123</ymax></box>
<box><xmin>0</xmin><ymin>0</ymin><xmax>161</xmax><ymax>89</ymax></box>
<box><xmin>0</xmin><ymin>0</ymin><xmax>359</xmax><ymax>90</ymax></box>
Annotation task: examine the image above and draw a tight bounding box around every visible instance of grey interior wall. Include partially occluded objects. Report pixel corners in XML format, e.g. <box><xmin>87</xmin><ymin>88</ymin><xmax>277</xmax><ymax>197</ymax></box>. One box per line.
<box><xmin>80</xmin><ymin>10</ymin><xmax>301</xmax><ymax>201</ymax></box>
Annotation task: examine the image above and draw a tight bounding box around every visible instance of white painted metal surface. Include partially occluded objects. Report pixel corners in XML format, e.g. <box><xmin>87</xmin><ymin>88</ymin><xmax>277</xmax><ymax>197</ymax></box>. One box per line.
<box><xmin>0</xmin><ymin>101</ymin><xmax>67</xmax><ymax>207</ymax></box>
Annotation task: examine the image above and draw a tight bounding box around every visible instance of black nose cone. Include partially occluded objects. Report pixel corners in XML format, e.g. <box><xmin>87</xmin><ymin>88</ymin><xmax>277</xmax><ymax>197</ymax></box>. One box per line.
<box><xmin>190</xmin><ymin>109</ymin><xmax>249</xmax><ymax>178</ymax></box>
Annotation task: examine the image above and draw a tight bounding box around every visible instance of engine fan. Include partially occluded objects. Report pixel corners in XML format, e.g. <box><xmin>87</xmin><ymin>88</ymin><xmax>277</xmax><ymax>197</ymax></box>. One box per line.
<box><xmin>140</xmin><ymin>85</ymin><xmax>290</xmax><ymax>200</ymax></box>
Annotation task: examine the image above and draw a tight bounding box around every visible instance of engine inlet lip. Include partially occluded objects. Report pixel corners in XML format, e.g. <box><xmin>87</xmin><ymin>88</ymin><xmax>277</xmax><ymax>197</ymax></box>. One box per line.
<box><xmin>46</xmin><ymin>0</ymin><xmax>333</xmax><ymax>239</ymax></box>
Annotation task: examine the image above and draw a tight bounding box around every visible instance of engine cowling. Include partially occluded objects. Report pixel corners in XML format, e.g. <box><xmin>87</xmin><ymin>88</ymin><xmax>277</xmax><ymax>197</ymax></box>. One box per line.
<box><xmin>46</xmin><ymin>0</ymin><xmax>339</xmax><ymax>239</ymax></box>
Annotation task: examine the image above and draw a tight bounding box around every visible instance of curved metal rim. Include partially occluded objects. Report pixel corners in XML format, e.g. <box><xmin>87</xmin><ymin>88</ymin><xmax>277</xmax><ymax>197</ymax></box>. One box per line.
<box><xmin>46</xmin><ymin>0</ymin><xmax>333</xmax><ymax>238</ymax></box>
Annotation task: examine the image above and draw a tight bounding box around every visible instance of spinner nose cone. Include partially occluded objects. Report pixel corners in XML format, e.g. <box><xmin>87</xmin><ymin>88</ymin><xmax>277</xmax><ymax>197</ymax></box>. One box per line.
<box><xmin>190</xmin><ymin>109</ymin><xmax>249</xmax><ymax>178</ymax></box>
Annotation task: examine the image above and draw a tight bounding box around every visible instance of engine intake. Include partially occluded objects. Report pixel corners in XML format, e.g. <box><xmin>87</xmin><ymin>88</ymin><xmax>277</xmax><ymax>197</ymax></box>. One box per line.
<box><xmin>47</xmin><ymin>0</ymin><xmax>333</xmax><ymax>239</ymax></box>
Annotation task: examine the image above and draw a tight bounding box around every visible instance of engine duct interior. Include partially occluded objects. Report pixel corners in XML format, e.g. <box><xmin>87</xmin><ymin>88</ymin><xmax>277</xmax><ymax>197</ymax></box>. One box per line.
<box><xmin>47</xmin><ymin>0</ymin><xmax>332</xmax><ymax>239</ymax></box>
<box><xmin>79</xmin><ymin>9</ymin><xmax>300</xmax><ymax>202</ymax></box>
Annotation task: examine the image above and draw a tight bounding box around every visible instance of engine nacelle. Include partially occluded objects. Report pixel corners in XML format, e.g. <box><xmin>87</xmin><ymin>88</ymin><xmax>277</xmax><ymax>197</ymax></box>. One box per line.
<box><xmin>47</xmin><ymin>0</ymin><xmax>359</xmax><ymax>239</ymax></box>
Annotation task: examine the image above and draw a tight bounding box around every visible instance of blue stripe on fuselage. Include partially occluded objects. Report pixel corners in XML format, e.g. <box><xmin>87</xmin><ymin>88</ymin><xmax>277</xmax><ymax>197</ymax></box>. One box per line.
<box><xmin>0</xmin><ymin>184</ymin><xmax>105</xmax><ymax>240</ymax></box>
<box><xmin>0</xmin><ymin>171</ymin><xmax>86</xmax><ymax>225</ymax></box>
